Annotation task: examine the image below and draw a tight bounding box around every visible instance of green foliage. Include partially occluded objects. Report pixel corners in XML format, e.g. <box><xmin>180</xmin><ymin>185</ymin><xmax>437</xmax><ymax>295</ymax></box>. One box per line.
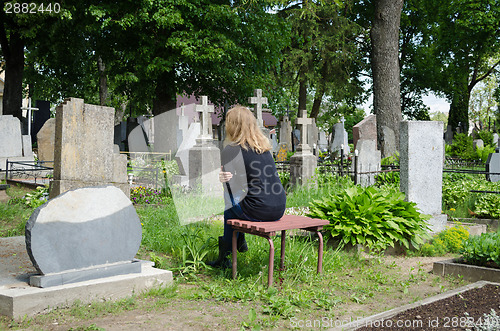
<box><xmin>418</xmin><ymin>225</ymin><xmax>469</xmax><ymax>257</ymax></box>
<box><xmin>381</xmin><ymin>152</ymin><xmax>400</xmax><ymax>166</ymax></box>
<box><xmin>23</xmin><ymin>186</ymin><xmax>49</xmax><ymax>208</ymax></box>
<box><xmin>476</xmin><ymin>145</ymin><xmax>496</xmax><ymax>163</ymax></box>
<box><xmin>461</xmin><ymin>232</ymin><xmax>500</xmax><ymax>268</ymax></box>
<box><xmin>307</xmin><ymin>185</ymin><xmax>430</xmax><ymax>252</ymax></box>
<box><xmin>442</xmin><ymin>173</ymin><xmax>500</xmax><ymax>219</ymax></box>
<box><xmin>449</xmin><ymin>133</ymin><xmax>476</xmax><ymax>160</ymax></box>
<box><xmin>475</xmin><ymin>130</ymin><xmax>494</xmax><ymax>146</ymax></box>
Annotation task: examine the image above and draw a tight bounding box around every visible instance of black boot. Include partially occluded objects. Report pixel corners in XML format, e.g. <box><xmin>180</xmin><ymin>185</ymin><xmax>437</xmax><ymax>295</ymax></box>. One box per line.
<box><xmin>237</xmin><ymin>233</ymin><xmax>248</xmax><ymax>253</ymax></box>
<box><xmin>207</xmin><ymin>236</ymin><xmax>231</xmax><ymax>268</ymax></box>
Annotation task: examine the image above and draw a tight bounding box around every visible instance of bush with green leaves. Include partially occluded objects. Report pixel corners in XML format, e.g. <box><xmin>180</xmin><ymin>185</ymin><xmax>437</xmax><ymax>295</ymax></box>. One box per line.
<box><xmin>475</xmin><ymin>130</ymin><xmax>494</xmax><ymax>146</ymax></box>
<box><xmin>449</xmin><ymin>133</ymin><xmax>476</xmax><ymax>160</ymax></box>
<box><xmin>307</xmin><ymin>185</ymin><xmax>430</xmax><ymax>252</ymax></box>
<box><xmin>418</xmin><ymin>225</ymin><xmax>469</xmax><ymax>256</ymax></box>
<box><xmin>461</xmin><ymin>231</ymin><xmax>500</xmax><ymax>268</ymax></box>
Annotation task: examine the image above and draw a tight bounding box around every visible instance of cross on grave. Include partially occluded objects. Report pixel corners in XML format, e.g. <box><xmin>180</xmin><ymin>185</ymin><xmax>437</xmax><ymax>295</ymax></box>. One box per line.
<box><xmin>248</xmin><ymin>89</ymin><xmax>267</xmax><ymax>128</ymax></box>
<box><xmin>21</xmin><ymin>98</ymin><xmax>39</xmax><ymax>135</ymax></box>
<box><xmin>180</xmin><ymin>103</ymin><xmax>185</xmax><ymax>117</ymax></box>
<box><xmin>196</xmin><ymin>96</ymin><xmax>214</xmax><ymax>140</ymax></box>
<box><xmin>296</xmin><ymin>109</ymin><xmax>313</xmax><ymax>153</ymax></box>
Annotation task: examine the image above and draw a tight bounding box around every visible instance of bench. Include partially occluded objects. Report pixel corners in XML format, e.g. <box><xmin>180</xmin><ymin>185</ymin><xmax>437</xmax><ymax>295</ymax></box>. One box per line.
<box><xmin>227</xmin><ymin>215</ymin><xmax>330</xmax><ymax>287</ymax></box>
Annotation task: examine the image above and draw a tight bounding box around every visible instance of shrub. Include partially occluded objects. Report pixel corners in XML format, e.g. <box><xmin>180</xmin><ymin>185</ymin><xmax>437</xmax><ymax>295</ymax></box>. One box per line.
<box><xmin>307</xmin><ymin>185</ymin><xmax>430</xmax><ymax>252</ymax></box>
<box><xmin>461</xmin><ymin>232</ymin><xmax>500</xmax><ymax>268</ymax></box>
<box><xmin>449</xmin><ymin>133</ymin><xmax>476</xmax><ymax>160</ymax></box>
<box><xmin>475</xmin><ymin>130</ymin><xmax>494</xmax><ymax>147</ymax></box>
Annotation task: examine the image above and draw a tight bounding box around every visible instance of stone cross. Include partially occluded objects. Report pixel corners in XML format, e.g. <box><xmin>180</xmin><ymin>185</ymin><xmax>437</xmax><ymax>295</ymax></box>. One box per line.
<box><xmin>180</xmin><ymin>103</ymin><xmax>185</xmax><ymax>117</ymax></box>
<box><xmin>21</xmin><ymin>98</ymin><xmax>39</xmax><ymax>135</ymax></box>
<box><xmin>248</xmin><ymin>89</ymin><xmax>267</xmax><ymax>128</ymax></box>
<box><xmin>196</xmin><ymin>96</ymin><xmax>214</xmax><ymax>140</ymax></box>
<box><xmin>296</xmin><ymin>109</ymin><xmax>313</xmax><ymax>152</ymax></box>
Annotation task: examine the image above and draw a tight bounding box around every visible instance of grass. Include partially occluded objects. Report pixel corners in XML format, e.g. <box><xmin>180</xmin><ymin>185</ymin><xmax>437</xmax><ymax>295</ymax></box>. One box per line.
<box><xmin>0</xmin><ymin>178</ymin><xmax>470</xmax><ymax>330</ymax></box>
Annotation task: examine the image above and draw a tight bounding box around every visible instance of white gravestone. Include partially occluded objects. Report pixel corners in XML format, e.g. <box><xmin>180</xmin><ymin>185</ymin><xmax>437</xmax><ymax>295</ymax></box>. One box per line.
<box><xmin>400</xmin><ymin>121</ymin><xmax>447</xmax><ymax>233</ymax></box>
<box><xmin>290</xmin><ymin>110</ymin><xmax>317</xmax><ymax>186</ymax></box>
<box><xmin>248</xmin><ymin>89</ymin><xmax>267</xmax><ymax>128</ymax></box>
<box><xmin>355</xmin><ymin>139</ymin><xmax>381</xmax><ymax>187</ymax></box>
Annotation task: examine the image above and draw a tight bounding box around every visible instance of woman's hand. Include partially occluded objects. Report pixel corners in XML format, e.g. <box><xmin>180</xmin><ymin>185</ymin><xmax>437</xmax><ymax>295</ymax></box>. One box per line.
<box><xmin>219</xmin><ymin>166</ymin><xmax>233</xmax><ymax>183</ymax></box>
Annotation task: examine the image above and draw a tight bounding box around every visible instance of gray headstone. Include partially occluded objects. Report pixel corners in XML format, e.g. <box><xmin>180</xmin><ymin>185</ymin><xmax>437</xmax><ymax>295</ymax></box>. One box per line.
<box><xmin>493</xmin><ymin>133</ymin><xmax>499</xmax><ymax>150</ymax></box>
<box><xmin>444</xmin><ymin>125</ymin><xmax>453</xmax><ymax>145</ymax></box>
<box><xmin>279</xmin><ymin>116</ymin><xmax>292</xmax><ymax>152</ymax></box>
<box><xmin>330</xmin><ymin>122</ymin><xmax>350</xmax><ymax>155</ymax></box>
<box><xmin>153</xmin><ymin>106</ymin><xmax>189</xmax><ymax>155</ymax></box>
<box><xmin>486</xmin><ymin>152</ymin><xmax>500</xmax><ymax>182</ymax></box>
<box><xmin>0</xmin><ymin>115</ymin><xmax>23</xmax><ymax>158</ymax></box>
<box><xmin>400</xmin><ymin>121</ymin><xmax>447</xmax><ymax>233</ymax></box>
<box><xmin>49</xmin><ymin>98</ymin><xmax>129</xmax><ymax>198</ymax></box>
<box><xmin>37</xmin><ymin>118</ymin><xmax>56</xmax><ymax>165</ymax></box>
<box><xmin>353</xmin><ymin>114</ymin><xmax>377</xmax><ymax>150</ymax></box>
<box><xmin>473</xmin><ymin>139</ymin><xmax>484</xmax><ymax>150</ymax></box>
<box><xmin>356</xmin><ymin>139</ymin><xmax>381</xmax><ymax>187</ymax></box>
<box><xmin>317</xmin><ymin>131</ymin><xmax>328</xmax><ymax>152</ymax></box>
<box><xmin>25</xmin><ymin>186</ymin><xmax>142</xmax><ymax>276</ymax></box>
<box><xmin>175</xmin><ymin>122</ymin><xmax>201</xmax><ymax>177</ymax></box>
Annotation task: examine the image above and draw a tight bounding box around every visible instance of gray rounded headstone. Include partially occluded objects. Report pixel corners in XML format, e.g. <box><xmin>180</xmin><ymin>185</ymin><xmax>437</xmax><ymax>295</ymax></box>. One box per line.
<box><xmin>25</xmin><ymin>186</ymin><xmax>142</xmax><ymax>275</ymax></box>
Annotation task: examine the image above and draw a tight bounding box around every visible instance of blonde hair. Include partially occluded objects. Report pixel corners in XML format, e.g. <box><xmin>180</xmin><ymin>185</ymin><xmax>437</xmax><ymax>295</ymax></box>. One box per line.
<box><xmin>224</xmin><ymin>105</ymin><xmax>272</xmax><ymax>153</ymax></box>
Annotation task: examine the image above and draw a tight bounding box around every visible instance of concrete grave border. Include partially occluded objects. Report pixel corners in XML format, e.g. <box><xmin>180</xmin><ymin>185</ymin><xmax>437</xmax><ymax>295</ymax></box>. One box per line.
<box><xmin>336</xmin><ymin>280</ymin><xmax>500</xmax><ymax>331</ymax></box>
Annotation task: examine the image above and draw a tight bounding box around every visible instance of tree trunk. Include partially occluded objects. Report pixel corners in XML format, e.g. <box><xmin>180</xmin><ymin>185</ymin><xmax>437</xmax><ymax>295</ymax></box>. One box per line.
<box><xmin>153</xmin><ymin>71</ymin><xmax>177</xmax><ymax>116</ymax></box>
<box><xmin>371</xmin><ymin>0</ymin><xmax>403</xmax><ymax>158</ymax></box>
<box><xmin>97</xmin><ymin>56</ymin><xmax>108</xmax><ymax>106</ymax></box>
<box><xmin>448</xmin><ymin>78</ymin><xmax>470</xmax><ymax>134</ymax></box>
<box><xmin>1</xmin><ymin>31</ymin><xmax>24</xmax><ymax>121</ymax></box>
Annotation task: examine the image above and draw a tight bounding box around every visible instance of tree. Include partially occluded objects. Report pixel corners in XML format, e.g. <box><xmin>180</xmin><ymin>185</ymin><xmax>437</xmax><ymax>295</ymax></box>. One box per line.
<box><xmin>404</xmin><ymin>0</ymin><xmax>500</xmax><ymax>134</ymax></box>
<box><xmin>370</xmin><ymin>0</ymin><xmax>404</xmax><ymax>157</ymax></box>
<box><xmin>275</xmin><ymin>1</ymin><xmax>365</xmax><ymax>120</ymax></box>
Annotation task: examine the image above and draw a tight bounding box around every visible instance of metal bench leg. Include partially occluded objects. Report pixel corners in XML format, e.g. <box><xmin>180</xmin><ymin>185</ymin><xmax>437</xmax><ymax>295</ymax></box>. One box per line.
<box><xmin>315</xmin><ymin>230</ymin><xmax>324</xmax><ymax>274</ymax></box>
<box><xmin>266</xmin><ymin>236</ymin><xmax>274</xmax><ymax>287</ymax></box>
<box><xmin>280</xmin><ymin>230</ymin><xmax>286</xmax><ymax>270</ymax></box>
<box><xmin>232</xmin><ymin>231</ymin><xmax>238</xmax><ymax>280</ymax></box>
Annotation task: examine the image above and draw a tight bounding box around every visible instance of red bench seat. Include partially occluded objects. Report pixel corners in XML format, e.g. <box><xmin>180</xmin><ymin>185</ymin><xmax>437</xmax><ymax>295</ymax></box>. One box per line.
<box><xmin>227</xmin><ymin>215</ymin><xmax>330</xmax><ymax>286</ymax></box>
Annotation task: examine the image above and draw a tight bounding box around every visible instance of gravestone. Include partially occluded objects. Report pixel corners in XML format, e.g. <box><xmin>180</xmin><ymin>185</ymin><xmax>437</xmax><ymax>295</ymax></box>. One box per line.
<box><xmin>0</xmin><ymin>115</ymin><xmax>34</xmax><ymax>171</ymax></box>
<box><xmin>153</xmin><ymin>105</ymin><xmax>189</xmax><ymax>155</ymax></box>
<box><xmin>308</xmin><ymin>118</ymin><xmax>319</xmax><ymax>155</ymax></box>
<box><xmin>248</xmin><ymin>89</ymin><xmax>267</xmax><ymax>128</ymax></box>
<box><xmin>173</xmin><ymin>121</ymin><xmax>201</xmax><ymax>187</ymax></box>
<box><xmin>279</xmin><ymin>116</ymin><xmax>293</xmax><ymax>151</ymax></box>
<box><xmin>128</xmin><ymin>121</ymin><xmax>151</xmax><ymax>153</ymax></box>
<box><xmin>330</xmin><ymin>118</ymin><xmax>350</xmax><ymax>155</ymax></box>
<box><xmin>400</xmin><ymin>121</ymin><xmax>447</xmax><ymax>233</ymax></box>
<box><xmin>26</xmin><ymin>186</ymin><xmax>142</xmax><ymax>287</ymax></box>
<box><xmin>493</xmin><ymin>133</ymin><xmax>499</xmax><ymax>150</ymax></box>
<box><xmin>355</xmin><ymin>139</ymin><xmax>381</xmax><ymax>187</ymax></box>
<box><xmin>188</xmin><ymin>96</ymin><xmax>222</xmax><ymax>194</ymax></box>
<box><xmin>290</xmin><ymin>110</ymin><xmax>317</xmax><ymax>186</ymax></box>
<box><xmin>473</xmin><ymin>139</ymin><xmax>484</xmax><ymax>150</ymax></box>
<box><xmin>317</xmin><ymin>131</ymin><xmax>329</xmax><ymax>152</ymax></box>
<box><xmin>49</xmin><ymin>98</ymin><xmax>129</xmax><ymax>199</ymax></box>
<box><xmin>32</xmin><ymin>100</ymin><xmax>51</xmax><ymax>144</ymax></box>
<box><xmin>444</xmin><ymin>125</ymin><xmax>453</xmax><ymax>145</ymax></box>
<box><xmin>353</xmin><ymin>114</ymin><xmax>377</xmax><ymax>150</ymax></box>
<box><xmin>270</xmin><ymin>131</ymin><xmax>279</xmax><ymax>152</ymax></box>
<box><xmin>36</xmin><ymin>118</ymin><xmax>56</xmax><ymax>167</ymax></box>
<box><xmin>486</xmin><ymin>152</ymin><xmax>500</xmax><ymax>182</ymax></box>
<box><xmin>113</xmin><ymin>121</ymin><xmax>127</xmax><ymax>151</ymax></box>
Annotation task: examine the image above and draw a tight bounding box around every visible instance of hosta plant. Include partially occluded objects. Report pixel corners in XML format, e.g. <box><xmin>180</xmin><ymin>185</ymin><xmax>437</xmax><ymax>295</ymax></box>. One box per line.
<box><xmin>307</xmin><ymin>185</ymin><xmax>430</xmax><ymax>252</ymax></box>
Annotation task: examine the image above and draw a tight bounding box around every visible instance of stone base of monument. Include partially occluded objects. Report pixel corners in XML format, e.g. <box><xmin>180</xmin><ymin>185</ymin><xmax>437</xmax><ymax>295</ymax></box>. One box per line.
<box><xmin>0</xmin><ymin>237</ymin><xmax>173</xmax><ymax>319</ymax></box>
<box><xmin>29</xmin><ymin>260</ymin><xmax>144</xmax><ymax>288</ymax></box>
<box><xmin>427</xmin><ymin>214</ymin><xmax>448</xmax><ymax>234</ymax></box>
<box><xmin>49</xmin><ymin>180</ymin><xmax>130</xmax><ymax>199</ymax></box>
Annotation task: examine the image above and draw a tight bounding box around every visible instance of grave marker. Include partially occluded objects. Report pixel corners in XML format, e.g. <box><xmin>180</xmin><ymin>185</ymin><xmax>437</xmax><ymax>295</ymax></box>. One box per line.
<box><xmin>49</xmin><ymin>98</ymin><xmax>129</xmax><ymax>198</ymax></box>
<box><xmin>248</xmin><ymin>89</ymin><xmax>267</xmax><ymax>128</ymax></box>
<box><xmin>400</xmin><ymin>121</ymin><xmax>447</xmax><ymax>233</ymax></box>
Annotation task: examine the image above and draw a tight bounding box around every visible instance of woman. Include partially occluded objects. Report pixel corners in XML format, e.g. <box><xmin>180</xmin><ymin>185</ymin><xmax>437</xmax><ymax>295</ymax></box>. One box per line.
<box><xmin>208</xmin><ymin>105</ymin><xmax>287</xmax><ymax>268</ymax></box>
